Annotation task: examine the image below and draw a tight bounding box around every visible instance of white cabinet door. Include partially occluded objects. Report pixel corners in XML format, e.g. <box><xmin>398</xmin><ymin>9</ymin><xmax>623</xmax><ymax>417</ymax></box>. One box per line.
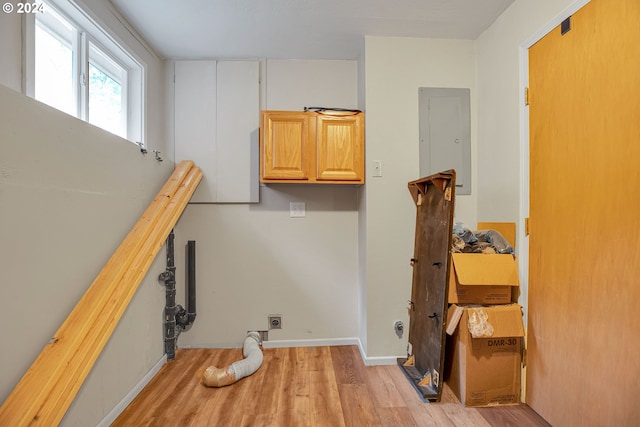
<box><xmin>216</xmin><ymin>61</ymin><xmax>259</xmax><ymax>202</ymax></box>
<box><xmin>174</xmin><ymin>60</ymin><xmax>259</xmax><ymax>203</ymax></box>
<box><xmin>175</xmin><ymin>60</ymin><xmax>217</xmax><ymax>202</ymax></box>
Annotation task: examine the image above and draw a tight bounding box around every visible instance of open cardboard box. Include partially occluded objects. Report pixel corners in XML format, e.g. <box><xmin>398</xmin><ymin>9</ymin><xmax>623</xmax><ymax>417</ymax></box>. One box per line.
<box><xmin>448</xmin><ymin>222</ymin><xmax>520</xmax><ymax>304</ymax></box>
<box><xmin>445</xmin><ymin>303</ymin><xmax>525</xmax><ymax>407</ymax></box>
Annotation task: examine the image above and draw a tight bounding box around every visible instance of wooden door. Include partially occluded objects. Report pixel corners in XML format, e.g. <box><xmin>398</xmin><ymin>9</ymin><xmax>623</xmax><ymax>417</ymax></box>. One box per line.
<box><xmin>315</xmin><ymin>112</ymin><xmax>364</xmax><ymax>182</ymax></box>
<box><xmin>260</xmin><ymin>111</ymin><xmax>313</xmax><ymax>181</ymax></box>
<box><xmin>528</xmin><ymin>1</ymin><xmax>640</xmax><ymax>425</ymax></box>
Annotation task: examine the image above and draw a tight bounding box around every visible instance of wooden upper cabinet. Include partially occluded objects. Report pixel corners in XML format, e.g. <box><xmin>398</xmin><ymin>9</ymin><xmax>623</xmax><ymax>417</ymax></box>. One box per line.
<box><xmin>260</xmin><ymin>110</ymin><xmax>364</xmax><ymax>184</ymax></box>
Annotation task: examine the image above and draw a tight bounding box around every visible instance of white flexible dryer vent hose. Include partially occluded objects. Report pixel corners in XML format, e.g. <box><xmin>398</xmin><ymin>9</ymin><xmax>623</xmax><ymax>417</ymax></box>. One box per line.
<box><xmin>201</xmin><ymin>331</ymin><xmax>263</xmax><ymax>387</ymax></box>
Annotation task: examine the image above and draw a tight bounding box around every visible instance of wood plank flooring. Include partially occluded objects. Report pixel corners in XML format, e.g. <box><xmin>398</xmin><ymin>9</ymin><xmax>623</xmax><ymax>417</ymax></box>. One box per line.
<box><xmin>112</xmin><ymin>346</ymin><xmax>550</xmax><ymax>427</ymax></box>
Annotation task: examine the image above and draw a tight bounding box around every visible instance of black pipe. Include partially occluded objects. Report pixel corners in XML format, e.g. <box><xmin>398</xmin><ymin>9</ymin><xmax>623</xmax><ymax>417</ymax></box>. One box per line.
<box><xmin>161</xmin><ymin>230</ymin><xmax>178</xmax><ymax>360</ymax></box>
<box><xmin>175</xmin><ymin>240</ymin><xmax>197</xmax><ymax>329</ymax></box>
<box><xmin>303</xmin><ymin>106</ymin><xmax>362</xmax><ymax>113</ymax></box>
<box><xmin>186</xmin><ymin>240</ymin><xmax>197</xmax><ymax>325</ymax></box>
<box><xmin>162</xmin><ymin>233</ymin><xmax>197</xmax><ymax>360</ymax></box>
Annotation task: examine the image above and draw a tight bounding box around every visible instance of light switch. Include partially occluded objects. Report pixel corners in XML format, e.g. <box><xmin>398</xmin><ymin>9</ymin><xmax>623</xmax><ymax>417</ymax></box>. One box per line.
<box><xmin>373</xmin><ymin>160</ymin><xmax>383</xmax><ymax>177</ymax></box>
<box><xmin>290</xmin><ymin>202</ymin><xmax>306</xmax><ymax>218</ymax></box>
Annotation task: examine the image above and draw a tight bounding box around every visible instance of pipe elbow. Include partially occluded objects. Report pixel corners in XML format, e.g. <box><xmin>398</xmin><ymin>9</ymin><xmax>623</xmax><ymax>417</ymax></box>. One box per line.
<box><xmin>200</xmin><ymin>332</ymin><xmax>263</xmax><ymax>388</ymax></box>
<box><xmin>201</xmin><ymin>366</ymin><xmax>237</xmax><ymax>387</ymax></box>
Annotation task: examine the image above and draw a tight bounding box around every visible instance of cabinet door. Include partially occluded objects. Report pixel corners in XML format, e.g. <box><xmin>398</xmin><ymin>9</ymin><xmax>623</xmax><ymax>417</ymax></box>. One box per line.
<box><xmin>260</xmin><ymin>111</ymin><xmax>313</xmax><ymax>180</ymax></box>
<box><xmin>315</xmin><ymin>113</ymin><xmax>364</xmax><ymax>182</ymax></box>
<box><xmin>175</xmin><ymin>60</ymin><xmax>217</xmax><ymax>202</ymax></box>
<box><xmin>216</xmin><ymin>61</ymin><xmax>260</xmax><ymax>202</ymax></box>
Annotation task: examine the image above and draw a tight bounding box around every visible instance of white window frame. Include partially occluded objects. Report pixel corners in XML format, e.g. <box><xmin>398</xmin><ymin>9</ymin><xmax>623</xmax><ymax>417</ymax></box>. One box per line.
<box><xmin>24</xmin><ymin>0</ymin><xmax>144</xmax><ymax>146</ymax></box>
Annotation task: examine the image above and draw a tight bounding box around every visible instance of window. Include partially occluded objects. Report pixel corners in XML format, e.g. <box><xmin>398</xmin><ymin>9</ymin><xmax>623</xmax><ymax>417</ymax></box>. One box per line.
<box><xmin>88</xmin><ymin>42</ymin><xmax>127</xmax><ymax>137</ymax></box>
<box><xmin>34</xmin><ymin>7</ymin><xmax>76</xmax><ymax>116</ymax></box>
<box><xmin>27</xmin><ymin>0</ymin><xmax>144</xmax><ymax>145</ymax></box>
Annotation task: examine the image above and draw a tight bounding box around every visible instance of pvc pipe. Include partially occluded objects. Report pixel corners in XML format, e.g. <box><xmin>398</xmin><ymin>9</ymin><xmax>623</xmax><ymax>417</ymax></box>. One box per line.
<box><xmin>202</xmin><ymin>332</ymin><xmax>263</xmax><ymax>387</ymax></box>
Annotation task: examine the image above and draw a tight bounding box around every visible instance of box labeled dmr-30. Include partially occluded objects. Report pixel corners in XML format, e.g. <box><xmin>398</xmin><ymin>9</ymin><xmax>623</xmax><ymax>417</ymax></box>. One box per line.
<box><xmin>445</xmin><ymin>303</ymin><xmax>524</xmax><ymax>407</ymax></box>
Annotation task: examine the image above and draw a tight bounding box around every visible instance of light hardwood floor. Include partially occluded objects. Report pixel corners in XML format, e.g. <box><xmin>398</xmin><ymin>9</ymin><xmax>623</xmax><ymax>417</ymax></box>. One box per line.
<box><xmin>112</xmin><ymin>346</ymin><xmax>550</xmax><ymax>427</ymax></box>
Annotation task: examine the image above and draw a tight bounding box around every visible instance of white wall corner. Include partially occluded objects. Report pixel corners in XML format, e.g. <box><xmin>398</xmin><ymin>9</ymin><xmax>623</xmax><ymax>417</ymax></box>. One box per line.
<box><xmin>356</xmin><ymin>338</ymin><xmax>402</xmax><ymax>366</ymax></box>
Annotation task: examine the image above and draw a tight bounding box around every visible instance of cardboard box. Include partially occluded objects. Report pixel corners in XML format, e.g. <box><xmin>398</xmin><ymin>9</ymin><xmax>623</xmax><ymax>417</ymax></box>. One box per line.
<box><xmin>448</xmin><ymin>222</ymin><xmax>519</xmax><ymax>304</ymax></box>
<box><xmin>448</xmin><ymin>253</ymin><xmax>519</xmax><ymax>304</ymax></box>
<box><xmin>445</xmin><ymin>303</ymin><xmax>525</xmax><ymax>407</ymax></box>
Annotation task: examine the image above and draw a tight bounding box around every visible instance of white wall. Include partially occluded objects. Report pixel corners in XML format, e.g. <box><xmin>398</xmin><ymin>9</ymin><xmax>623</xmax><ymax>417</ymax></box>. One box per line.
<box><xmin>263</xmin><ymin>59</ymin><xmax>358</xmax><ymax>110</ymax></box>
<box><xmin>173</xmin><ymin>59</ymin><xmax>362</xmax><ymax>347</ymax></box>
<box><xmin>363</xmin><ymin>36</ymin><xmax>478</xmax><ymax>358</ymax></box>
<box><xmin>0</xmin><ymin>2</ymin><xmax>171</xmax><ymax>426</ymax></box>
<box><xmin>476</xmin><ymin>0</ymin><xmax>579</xmax><ymax>222</ymax></box>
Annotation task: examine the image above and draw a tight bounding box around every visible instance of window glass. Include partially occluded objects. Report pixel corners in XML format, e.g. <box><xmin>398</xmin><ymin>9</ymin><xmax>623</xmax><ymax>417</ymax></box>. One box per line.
<box><xmin>35</xmin><ymin>12</ymin><xmax>76</xmax><ymax>116</ymax></box>
<box><xmin>88</xmin><ymin>44</ymin><xmax>126</xmax><ymax>137</ymax></box>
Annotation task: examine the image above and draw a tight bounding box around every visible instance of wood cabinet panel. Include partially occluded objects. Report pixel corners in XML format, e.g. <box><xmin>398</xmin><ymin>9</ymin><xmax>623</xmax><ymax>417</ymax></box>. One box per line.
<box><xmin>261</xmin><ymin>112</ymin><xmax>313</xmax><ymax>180</ymax></box>
<box><xmin>316</xmin><ymin>113</ymin><xmax>363</xmax><ymax>181</ymax></box>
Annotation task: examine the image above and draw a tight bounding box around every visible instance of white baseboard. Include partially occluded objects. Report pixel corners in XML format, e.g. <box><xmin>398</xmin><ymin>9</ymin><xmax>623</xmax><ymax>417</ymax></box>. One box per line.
<box><xmin>179</xmin><ymin>342</ymin><xmax>245</xmax><ymax>349</ymax></box>
<box><xmin>262</xmin><ymin>337</ymin><xmax>359</xmax><ymax>349</ymax></box>
<box><xmin>356</xmin><ymin>339</ymin><xmax>401</xmax><ymax>366</ymax></box>
<box><xmin>362</xmin><ymin>356</ymin><xmax>399</xmax><ymax>366</ymax></box>
<box><xmin>97</xmin><ymin>354</ymin><xmax>167</xmax><ymax>427</ymax></box>
<box><xmin>181</xmin><ymin>337</ymin><xmax>363</xmax><ymax>350</ymax></box>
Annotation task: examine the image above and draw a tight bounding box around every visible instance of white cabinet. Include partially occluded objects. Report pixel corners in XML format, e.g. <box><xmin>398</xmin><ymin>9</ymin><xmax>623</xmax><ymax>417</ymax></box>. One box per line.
<box><xmin>174</xmin><ymin>60</ymin><xmax>260</xmax><ymax>203</ymax></box>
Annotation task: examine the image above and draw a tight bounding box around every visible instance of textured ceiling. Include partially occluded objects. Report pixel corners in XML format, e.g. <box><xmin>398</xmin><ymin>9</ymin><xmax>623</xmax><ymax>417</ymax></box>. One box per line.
<box><xmin>111</xmin><ymin>0</ymin><xmax>514</xmax><ymax>60</ymax></box>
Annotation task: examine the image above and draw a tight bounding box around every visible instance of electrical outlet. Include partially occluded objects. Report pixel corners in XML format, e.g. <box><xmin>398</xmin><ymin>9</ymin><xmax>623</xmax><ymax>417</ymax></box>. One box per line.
<box><xmin>268</xmin><ymin>315</ymin><xmax>282</xmax><ymax>330</ymax></box>
<box><xmin>289</xmin><ymin>202</ymin><xmax>305</xmax><ymax>218</ymax></box>
<box><xmin>394</xmin><ymin>320</ymin><xmax>404</xmax><ymax>338</ymax></box>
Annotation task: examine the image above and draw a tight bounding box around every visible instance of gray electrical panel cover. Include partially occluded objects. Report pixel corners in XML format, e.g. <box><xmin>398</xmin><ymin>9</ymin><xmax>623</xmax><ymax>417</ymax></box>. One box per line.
<box><xmin>419</xmin><ymin>88</ymin><xmax>471</xmax><ymax>195</ymax></box>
